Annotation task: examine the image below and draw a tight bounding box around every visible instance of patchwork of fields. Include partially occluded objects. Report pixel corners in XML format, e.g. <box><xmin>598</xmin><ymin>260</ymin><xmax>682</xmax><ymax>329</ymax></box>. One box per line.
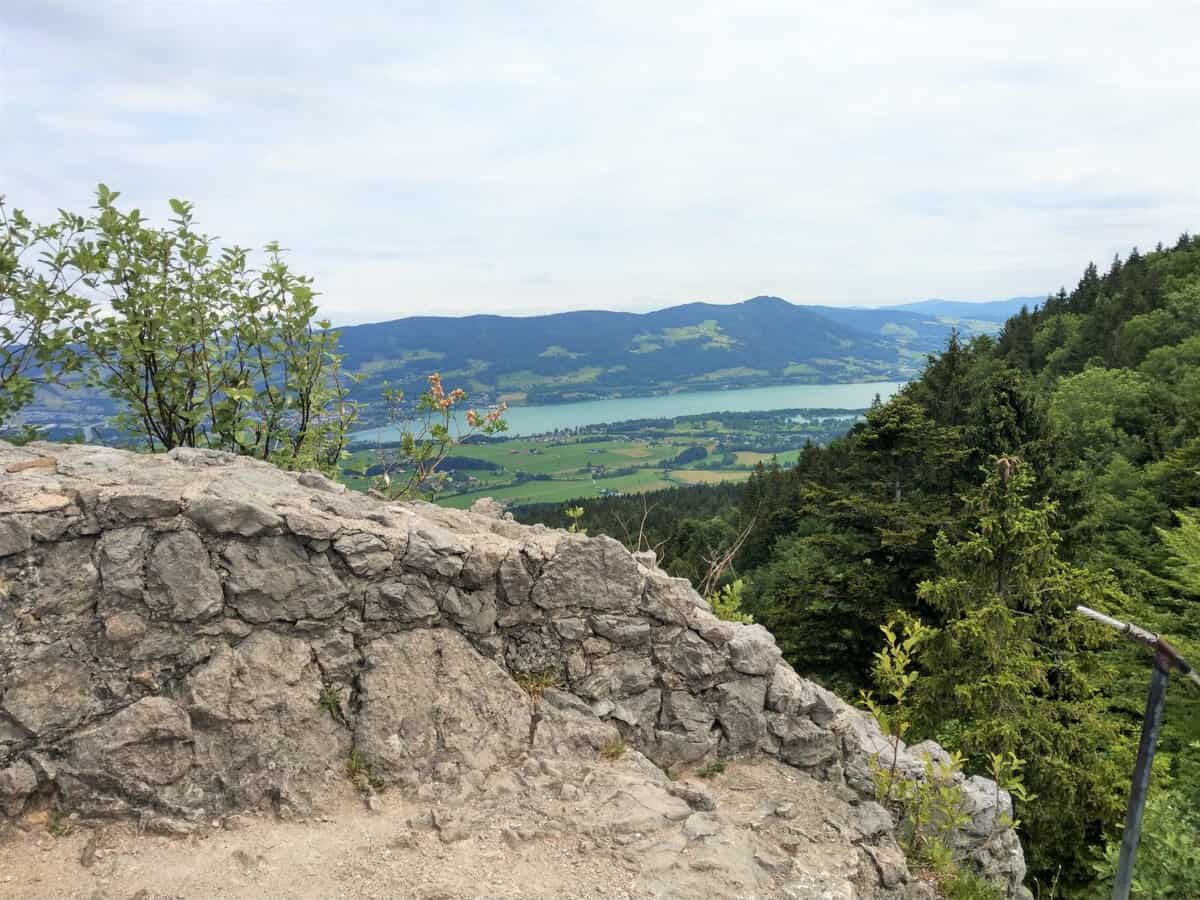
<box><xmin>342</xmin><ymin>434</ymin><xmax>747</xmax><ymax>509</ymax></box>
<box><xmin>341</xmin><ymin>407</ymin><xmax>864</xmax><ymax>510</ymax></box>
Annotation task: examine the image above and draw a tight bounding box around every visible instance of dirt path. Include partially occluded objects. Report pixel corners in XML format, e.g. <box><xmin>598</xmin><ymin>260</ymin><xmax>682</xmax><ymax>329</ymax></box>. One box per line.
<box><xmin>0</xmin><ymin>758</ymin><xmax>929</xmax><ymax>900</ymax></box>
<box><xmin>0</xmin><ymin>784</ymin><xmax>648</xmax><ymax>900</ymax></box>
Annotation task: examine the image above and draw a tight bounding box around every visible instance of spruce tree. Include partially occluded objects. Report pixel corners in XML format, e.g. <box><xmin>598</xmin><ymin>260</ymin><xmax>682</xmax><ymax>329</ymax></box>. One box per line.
<box><xmin>914</xmin><ymin>456</ymin><xmax>1130</xmax><ymax>886</ymax></box>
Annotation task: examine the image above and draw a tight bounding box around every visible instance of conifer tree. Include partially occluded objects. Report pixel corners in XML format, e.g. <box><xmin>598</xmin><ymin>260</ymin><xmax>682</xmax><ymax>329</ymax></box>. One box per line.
<box><xmin>1159</xmin><ymin>509</ymin><xmax>1200</xmax><ymax>597</ymax></box>
<box><xmin>914</xmin><ymin>456</ymin><xmax>1129</xmax><ymax>885</ymax></box>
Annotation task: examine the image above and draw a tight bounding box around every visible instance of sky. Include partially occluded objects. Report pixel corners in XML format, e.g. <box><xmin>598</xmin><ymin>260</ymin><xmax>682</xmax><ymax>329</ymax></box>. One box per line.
<box><xmin>3</xmin><ymin>1</ymin><xmax>1199</xmax><ymax>326</ymax></box>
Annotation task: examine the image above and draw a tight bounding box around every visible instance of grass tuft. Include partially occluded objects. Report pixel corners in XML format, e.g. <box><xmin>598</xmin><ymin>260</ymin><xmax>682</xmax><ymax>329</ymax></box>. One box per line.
<box><xmin>599</xmin><ymin>735</ymin><xmax>626</xmax><ymax>760</ymax></box>
<box><xmin>514</xmin><ymin>668</ymin><xmax>561</xmax><ymax>701</ymax></box>
<box><xmin>318</xmin><ymin>686</ymin><xmax>344</xmax><ymax>722</ymax></box>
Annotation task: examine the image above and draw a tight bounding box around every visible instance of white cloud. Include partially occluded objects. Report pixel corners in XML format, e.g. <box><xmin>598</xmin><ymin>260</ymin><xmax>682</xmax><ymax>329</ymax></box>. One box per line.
<box><xmin>2</xmin><ymin>0</ymin><xmax>1198</xmax><ymax>323</ymax></box>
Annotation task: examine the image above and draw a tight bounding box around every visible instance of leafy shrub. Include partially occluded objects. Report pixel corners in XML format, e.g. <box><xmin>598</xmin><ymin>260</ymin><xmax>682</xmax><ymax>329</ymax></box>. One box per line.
<box><xmin>1097</xmin><ymin>784</ymin><xmax>1200</xmax><ymax>898</ymax></box>
<box><xmin>0</xmin><ymin>196</ymin><xmax>90</xmax><ymax>426</ymax></box>
<box><xmin>372</xmin><ymin>374</ymin><xmax>507</xmax><ymax>498</ymax></box>
<box><xmin>79</xmin><ymin>187</ymin><xmax>355</xmax><ymax>471</ymax></box>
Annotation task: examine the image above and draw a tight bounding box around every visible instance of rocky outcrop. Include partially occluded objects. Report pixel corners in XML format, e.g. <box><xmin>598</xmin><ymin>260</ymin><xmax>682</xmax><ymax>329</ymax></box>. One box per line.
<box><xmin>0</xmin><ymin>441</ymin><xmax>1029</xmax><ymax>898</ymax></box>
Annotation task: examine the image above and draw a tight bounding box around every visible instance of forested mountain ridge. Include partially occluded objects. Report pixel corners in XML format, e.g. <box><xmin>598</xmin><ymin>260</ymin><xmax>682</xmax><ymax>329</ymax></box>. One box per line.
<box><xmin>332</xmin><ymin>295</ymin><xmax>1011</xmax><ymax>410</ymax></box>
<box><xmin>525</xmin><ymin>233</ymin><xmax>1200</xmax><ymax>896</ymax></box>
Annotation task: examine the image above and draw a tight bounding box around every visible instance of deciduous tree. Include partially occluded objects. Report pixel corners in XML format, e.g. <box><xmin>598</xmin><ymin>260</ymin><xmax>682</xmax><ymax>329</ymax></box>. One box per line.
<box><xmin>0</xmin><ymin>196</ymin><xmax>91</xmax><ymax>425</ymax></box>
<box><xmin>73</xmin><ymin>185</ymin><xmax>355</xmax><ymax>473</ymax></box>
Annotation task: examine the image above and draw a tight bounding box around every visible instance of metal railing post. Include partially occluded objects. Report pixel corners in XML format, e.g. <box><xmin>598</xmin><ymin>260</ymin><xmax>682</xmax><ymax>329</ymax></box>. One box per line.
<box><xmin>1073</xmin><ymin>605</ymin><xmax>1200</xmax><ymax>900</ymax></box>
<box><xmin>1111</xmin><ymin>656</ymin><xmax>1169</xmax><ymax>900</ymax></box>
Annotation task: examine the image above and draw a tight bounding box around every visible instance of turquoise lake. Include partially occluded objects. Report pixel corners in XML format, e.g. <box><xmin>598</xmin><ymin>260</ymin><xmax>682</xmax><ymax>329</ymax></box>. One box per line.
<box><xmin>352</xmin><ymin>380</ymin><xmax>904</xmax><ymax>440</ymax></box>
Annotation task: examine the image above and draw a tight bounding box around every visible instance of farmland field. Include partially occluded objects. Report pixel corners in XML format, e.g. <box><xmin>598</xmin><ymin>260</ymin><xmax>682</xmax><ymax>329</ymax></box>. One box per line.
<box><xmin>669</xmin><ymin>469</ymin><xmax>753</xmax><ymax>485</ymax></box>
<box><xmin>342</xmin><ymin>406</ymin><xmax>868</xmax><ymax>510</ymax></box>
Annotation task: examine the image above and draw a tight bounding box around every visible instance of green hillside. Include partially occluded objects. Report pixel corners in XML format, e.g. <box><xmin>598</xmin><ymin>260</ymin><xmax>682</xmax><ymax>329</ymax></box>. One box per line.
<box><xmin>333</xmin><ymin>296</ymin><xmax>1014</xmax><ymax>420</ymax></box>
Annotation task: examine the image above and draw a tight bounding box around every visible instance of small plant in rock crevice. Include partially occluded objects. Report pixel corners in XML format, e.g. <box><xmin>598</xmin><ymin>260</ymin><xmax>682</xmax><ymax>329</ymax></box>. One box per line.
<box><xmin>708</xmin><ymin>578</ymin><xmax>753</xmax><ymax>624</ymax></box>
<box><xmin>514</xmin><ymin>668</ymin><xmax>561</xmax><ymax>702</ymax></box>
<box><xmin>882</xmin><ymin>753</ymin><xmax>1006</xmax><ymax>900</ymax></box>
<box><xmin>565</xmin><ymin>506</ymin><xmax>587</xmax><ymax>535</ymax></box>
<box><xmin>599</xmin><ymin>735</ymin><xmax>626</xmax><ymax>760</ymax></box>
<box><xmin>345</xmin><ymin>748</ymin><xmax>370</xmax><ymax>780</ymax></box>
<box><xmin>318</xmin><ymin>686</ymin><xmax>345</xmax><ymax>723</ymax></box>
<box><xmin>696</xmin><ymin>759</ymin><xmax>726</xmax><ymax>779</ymax></box>
<box><xmin>345</xmin><ymin>748</ymin><xmax>383</xmax><ymax>792</ymax></box>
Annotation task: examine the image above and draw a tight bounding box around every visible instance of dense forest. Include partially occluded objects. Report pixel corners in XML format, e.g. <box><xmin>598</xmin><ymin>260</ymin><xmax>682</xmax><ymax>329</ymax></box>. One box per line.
<box><xmin>523</xmin><ymin>234</ymin><xmax>1200</xmax><ymax>896</ymax></box>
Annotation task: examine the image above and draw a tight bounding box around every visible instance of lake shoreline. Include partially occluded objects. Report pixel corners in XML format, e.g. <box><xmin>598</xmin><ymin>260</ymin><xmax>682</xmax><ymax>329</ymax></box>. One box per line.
<box><xmin>350</xmin><ymin>380</ymin><xmax>904</xmax><ymax>441</ymax></box>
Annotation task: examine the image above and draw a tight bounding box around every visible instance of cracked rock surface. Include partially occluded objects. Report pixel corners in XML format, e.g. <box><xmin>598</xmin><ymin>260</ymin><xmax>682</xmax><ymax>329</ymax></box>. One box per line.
<box><xmin>0</xmin><ymin>442</ymin><xmax>1029</xmax><ymax>898</ymax></box>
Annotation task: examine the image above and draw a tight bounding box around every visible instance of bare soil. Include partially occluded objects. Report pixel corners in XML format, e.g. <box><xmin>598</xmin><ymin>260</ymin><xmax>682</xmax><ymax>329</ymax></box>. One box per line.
<box><xmin>0</xmin><ymin>783</ymin><xmax>648</xmax><ymax>900</ymax></box>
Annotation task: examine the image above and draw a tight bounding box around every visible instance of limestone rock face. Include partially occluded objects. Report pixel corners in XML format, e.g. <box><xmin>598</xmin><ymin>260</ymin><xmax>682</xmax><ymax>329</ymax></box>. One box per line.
<box><xmin>355</xmin><ymin>629</ymin><xmax>532</xmax><ymax>782</ymax></box>
<box><xmin>220</xmin><ymin>537</ymin><xmax>348</xmax><ymax>622</ymax></box>
<box><xmin>0</xmin><ymin>441</ymin><xmax>1030</xmax><ymax>899</ymax></box>
<box><xmin>183</xmin><ymin>630</ymin><xmax>350</xmax><ymax>813</ymax></box>
<box><xmin>57</xmin><ymin>696</ymin><xmax>195</xmax><ymax>817</ymax></box>
<box><xmin>146</xmin><ymin>530</ymin><xmax>223</xmax><ymax>621</ymax></box>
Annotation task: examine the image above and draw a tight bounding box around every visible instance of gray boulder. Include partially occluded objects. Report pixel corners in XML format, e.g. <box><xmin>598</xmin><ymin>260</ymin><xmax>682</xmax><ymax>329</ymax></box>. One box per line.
<box><xmin>728</xmin><ymin>623</ymin><xmax>783</xmax><ymax>675</ymax></box>
<box><xmin>185</xmin><ymin>497</ymin><xmax>282</xmax><ymax>536</ymax></box>
<box><xmin>58</xmin><ymin>697</ymin><xmax>194</xmax><ymax>816</ymax></box>
<box><xmin>184</xmin><ymin>631</ymin><xmax>349</xmax><ymax>812</ymax></box>
<box><xmin>97</xmin><ymin>526</ymin><xmax>149</xmax><ymax>601</ymax></box>
<box><xmin>716</xmin><ymin>677</ymin><xmax>768</xmax><ymax>752</ymax></box>
<box><xmin>531</xmin><ymin>534</ymin><xmax>642</xmax><ymax>611</ymax></box>
<box><xmin>333</xmin><ymin>531</ymin><xmax>394</xmax><ymax>576</ymax></box>
<box><xmin>0</xmin><ymin>518</ymin><xmax>32</xmax><ymax>557</ymax></box>
<box><xmin>364</xmin><ymin>574</ymin><xmax>441</xmax><ymax>622</ymax></box>
<box><xmin>0</xmin><ymin>760</ymin><xmax>37</xmax><ymax>816</ymax></box>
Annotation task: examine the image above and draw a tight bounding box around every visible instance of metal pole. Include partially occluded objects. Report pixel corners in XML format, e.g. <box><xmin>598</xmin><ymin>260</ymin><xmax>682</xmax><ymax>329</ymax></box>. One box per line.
<box><xmin>1074</xmin><ymin>606</ymin><xmax>1200</xmax><ymax>898</ymax></box>
<box><xmin>1111</xmin><ymin>656</ymin><xmax>1170</xmax><ymax>900</ymax></box>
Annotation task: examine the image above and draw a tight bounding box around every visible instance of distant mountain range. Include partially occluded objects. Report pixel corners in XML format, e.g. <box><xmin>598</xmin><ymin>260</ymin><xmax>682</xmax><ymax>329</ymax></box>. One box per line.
<box><xmin>335</xmin><ymin>294</ymin><xmax>1041</xmax><ymax>412</ymax></box>
<box><xmin>881</xmin><ymin>296</ymin><xmax>1044</xmax><ymax>320</ymax></box>
<box><xmin>14</xmin><ymin>294</ymin><xmax>1042</xmax><ymax>435</ymax></box>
